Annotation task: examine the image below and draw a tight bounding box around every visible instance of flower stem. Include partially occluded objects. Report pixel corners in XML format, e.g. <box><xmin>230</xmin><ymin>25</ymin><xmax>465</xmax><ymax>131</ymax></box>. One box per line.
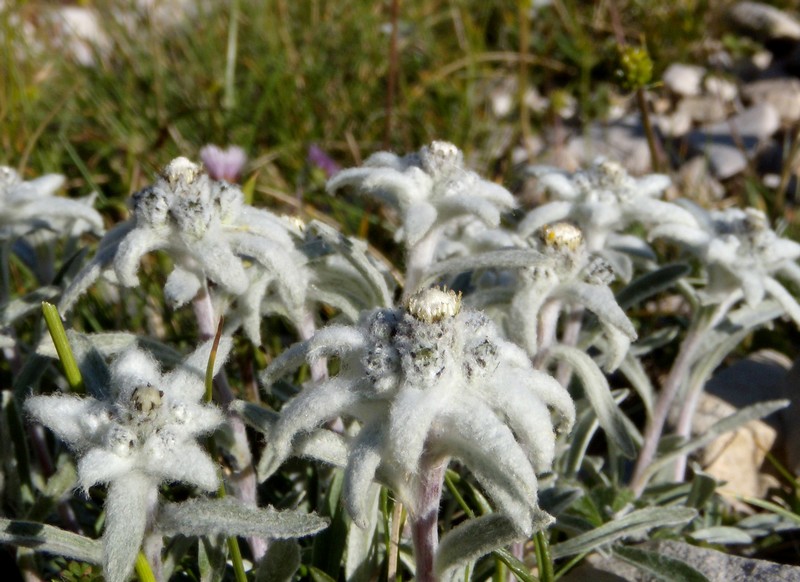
<box><xmin>135</xmin><ymin>552</ymin><xmax>156</xmax><ymax>582</ymax></box>
<box><xmin>41</xmin><ymin>302</ymin><xmax>83</xmax><ymax>393</ymax></box>
<box><xmin>404</xmin><ymin>229</ymin><xmax>441</xmax><ymax>300</ymax></box>
<box><xmin>533</xmin><ymin>530</ymin><xmax>553</xmax><ymax>582</ymax></box>
<box><xmin>410</xmin><ymin>455</ymin><xmax>447</xmax><ymax>582</ymax></box>
<box><xmin>629</xmin><ymin>295</ymin><xmax>738</xmax><ymax>495</ymax></box>
<box><xmin>222</xmin><ymin>0</ymin><xmax>240</xmax><ymax>111</ymax></box>
<box><xmin>193</xmin><ymin>287</ymin><xmax>265</xmax><ymax>562</ymax></box>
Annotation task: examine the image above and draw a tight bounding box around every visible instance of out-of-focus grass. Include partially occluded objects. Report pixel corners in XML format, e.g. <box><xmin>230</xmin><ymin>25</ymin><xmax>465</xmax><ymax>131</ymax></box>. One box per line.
<box><xmin>1</xmin><ymin>1</ymin><xmax>732</xmax><ymax>219</ymax></box>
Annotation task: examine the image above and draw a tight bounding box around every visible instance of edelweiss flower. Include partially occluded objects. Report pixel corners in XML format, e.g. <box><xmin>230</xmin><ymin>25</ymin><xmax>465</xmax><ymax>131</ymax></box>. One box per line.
<box><xmin>60</xmin><ymin>158</ymin><xmax>308</xmax><ymax>338</ymax></box>
<box><xmin>327</xmin><ymin>141</ymin><xmax>516</xmax><ymax>293</ymax></box>
<box><xmin>0</xmin><ymin>166</ymin><xmax>104</xmax><ymax>242</ymax></box>
<box><xmin>508</xmin><ymin>222</ymin><xmax>637</xmax><ymax>370</ymax></box>
<box><xmin>650</xmin><ymin>202</ymin><xmax>800</xmax><ymax>321</ymax></box>
<box><xmin>435</xmin><ymin>222</ymin><xmax>636</xmax><ymax>369</ymax></box>
<box><xmin>25</xmin><ymin>340</ymin><xmax>228</xmax><ymax>582</ymax></box>
<box><xmin>258</xmin><ymin>288</ymin><xmax>575</xmax><ymax>538</ymax></box>
<box><xmin>520</xmin><ymin>159</ymin><xmax>692</xmax><ymax>280</ymax></box>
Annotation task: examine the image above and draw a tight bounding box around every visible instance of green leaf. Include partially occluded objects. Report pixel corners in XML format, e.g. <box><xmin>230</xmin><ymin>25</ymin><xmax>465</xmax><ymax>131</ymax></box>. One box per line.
<box><xmin>641</xmin><ymin>400</ymin><xmax>789</xmax><ymax>482</ymax></box>
<box><xmin>156</xmin><ymin>498</ymin><xmax>329</xmax><ymax>539</ymax></box>
<box><xmin>616</xmin><ymin>263</ymin><xmax>691</xmax><ymax>310</ymax></box>
<box><xmin>308</xmin><ymin>566</ymin><xmax>338</xmax><ymax>582</ymax></box>
<box><xmin>255</xmin><ymin>539</ymin><xmax>301</xmax><ymax>582</ymax></box>
<box><xmin>685</xmin><ymin>471</ymin><xmax>717</xmax><ymax>509</ymax></box>
<box><xmin>688</xmin><ymin>526</ymin><xmax>752</xmax><ymax>545</ymax></box>
<box><xmin>198</xmin><ymin>535</ymin><xmax>227</xmax><ymax>582</ymax></box>
<box><xmin>548</xmin><ymin>345</ymin><xmax>636</xmax><ymax>458</ymax></box>
<box><xmin>550</xmin><ymin>507</ymin><xmax>697</xmax><ymax>559</ymax></box>
<box><xmin>492</xmin><ymin>547</ymin><xmax>539</xmax><ymax>582</ymax></box>
<box><xmin>612</xmin><ymin>545</ymin><xmax>709</xmax><ymax>582</ymax></box>
<box><xmin>435</xmin><ymin>513</ymin><xmax>551</xmax><ymax>582</ymax></box>
<box><xmin>618</xmin><ymin>354</ymin><xmax>655</xmax><ymax>418</ymax></box>
<box><xmin>736</xmin><ymin>496</ymin><xmax>800</xmax><ymax>526</ymax></box>
<box><xmin>0</xmin><ymin>518</ymin><xmax>102</xmax><ymax>564</ymax></box>
<box><xmin>312</xmin><ymin>468</ymin><xmax>348</xmax><ymax>577</ymax></box>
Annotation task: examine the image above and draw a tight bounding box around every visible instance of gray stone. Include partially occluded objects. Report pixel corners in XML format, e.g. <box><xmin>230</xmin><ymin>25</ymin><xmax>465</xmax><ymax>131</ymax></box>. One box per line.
<box><xmin>677</xmin><ymin>95</ymin><xmax>731</xmax><ymax>124</ymax></box>
<box><xmin>565</xmin><ymin>115</ymin><xmax>653</xmax><ymax>174</ymax></box>
<box><xmin>687</xmin><ymin>103</ymin><xmax>780</xmax><ymax>179</ymax></box>
<box><xmin>729</xmin><ymin>2</ymin><xmax>800</xmax><ymax>41</ymax></box>
<box><xmin>564</xmin><ymin>540</ymin><xmax>800</xmax><ymax>581</ymax></box>
<box><xmin>663</xmin><ymin>63</ymin><xmax>706</xmax><ymax>97</ymax></box>
<box><xmin>743</xmin><ymin>77</ymin><xmax>800</xmax><ymax>122</ymax></box>
<box><xmin>689</xmin><ymin>350</ymin><xmax>791</xmax><ymax>499</ymax></box>
<box><xmin>676</xmin><ymin>156</ymin><xmax>725</xmax><ymax>204</ymax></box>
<box><xmin>653</xmin><ymin>109</ymin><xmax>692</xmax><ymax>138</ymax></box>
<box><xmin>779</xmin><ymin>357</ymin><xmax>800</xmax><ymax>475</ymax></box>
<box><xmin>704</xmin><ymin>75</ymin><xmax>739</xmax><ymax>102</ymax></box>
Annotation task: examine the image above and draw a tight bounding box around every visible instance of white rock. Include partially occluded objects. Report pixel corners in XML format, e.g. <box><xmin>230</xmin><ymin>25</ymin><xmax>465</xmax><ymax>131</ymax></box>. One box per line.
<box><xmin>663</xmin><ymin>63</ymin><xmax>706</xmax><ymax>97</ymax></box>
<box><xmin>690</xmin><ymin>350</ymin><xmax>791</xmax><ymax>500</ymax></box>
<box><xmin>729</xmin><ymin>1</ymin><xmax>800</xmax><ymax>41</ymax></box>
<box><xmin>743</xmin><ymin>77</ymin><xmax>800</xmax><ymax>123</ymax></box>
<box><xmin>704</xmin><ymin>75</ymin><xmax>738</xmax><ymax>102</ymax></box>
<box><xmin>688</xmin><ymin>103</ymin><xmax>780</xmax><ymax>179</ymax></box>
<box><xmin>677</xmin><ymin>95</ymin><xmax>730</xmax><ymax>124</ymax></box>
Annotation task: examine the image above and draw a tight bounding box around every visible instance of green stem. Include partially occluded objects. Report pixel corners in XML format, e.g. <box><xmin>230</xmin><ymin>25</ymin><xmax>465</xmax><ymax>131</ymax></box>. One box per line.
<box><xmin>444</xmin><ymin>472</ymin><xmax>475</xmax><ymax>519</ymax></box>
<box><xmin>204</xmin><ymin>316</ymin><xmax>225</xmax><ymax>404</ymax></box>
<box><xmin>41</xmin><ymin>302</ymin><xmax>83</xmax><ymax>393</ymax></box>
<box><xmin>135</xmin><ymin>552</ymin><xmax>157</xmax><ymax>582</ymax></box>
<box><xmin>636</xmin><ymin>87</ymin><xmax>661</xmax><ymax>172</ymax></box>
<box><xmin>223</xmin><ymin>0</ymin><xmax>240</xmax><ymax>111</ymax></box>
<box><xmin>534</xmin><ymin>530</ymin><xmax>554</xmax><ymax>582</ymax></box>
<box><xmin>203</xmin><ymin>321</ymin><xmax>248</xmax><ymax>582</ymax></box>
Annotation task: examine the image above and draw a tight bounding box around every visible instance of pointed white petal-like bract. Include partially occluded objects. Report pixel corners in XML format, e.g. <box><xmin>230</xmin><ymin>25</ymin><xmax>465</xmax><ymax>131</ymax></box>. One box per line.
<box><xmin>103</xmin><ymin>475</ymin><xmax>155</xmax><ymax>582</ymax></box>
<box><xmin>343</xmin><ymin>421</ymin><xmax>386</xmax><ymax>529</ymax></box>
<box><xmin>25</xmin><ymin>395</ymin><xmax>109</xmax><ymax>451</ymax></box>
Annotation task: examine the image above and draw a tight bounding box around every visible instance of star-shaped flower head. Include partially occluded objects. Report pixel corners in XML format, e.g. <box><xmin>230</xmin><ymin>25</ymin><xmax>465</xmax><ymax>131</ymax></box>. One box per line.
<box><xmin>520</xmin><ymin>159</ymin><xmax>692</xmax><ymax>280</ymax></box>
<box><xmin>507</xmin><ymin>222</ymin><xmax>637</xmax><ymax>371</ymax></box>
<box><xmin>60</xmin><ymin>158</ymin><xmax>309</xmax><ymax>340</ymax></box>
<box><xmin>327</xmin><ymin>141</ymin><xmax>516</xmax><ymax>293</ymax></box>
<box><xmin>25</xmin><ymin>339</ymin><xmax>229</xmax><ymax>582</ymax></box>
<box><xmin>258</xmin><ymin>287</ymin><xmax>575</xmax><ymax>538</ymax></box>
<box><xmin>649</xmin><ymin>202</ymin><xmax>800</xmax><ymax>322</ymax></box>
<box><xmin>0</xmin><ymin>165</ymin><xmax>104</xmax><ymax>243</ymax></box>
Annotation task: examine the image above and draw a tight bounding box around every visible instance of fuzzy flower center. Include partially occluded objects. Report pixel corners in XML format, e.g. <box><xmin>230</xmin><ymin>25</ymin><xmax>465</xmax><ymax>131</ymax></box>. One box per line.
<box><xmin>406</xmin><ymin>287</ymin><xmax>462</xmax><ymax>323</ymax></box>
<box><xmin>162</xmin><ymin>157</ymin><xmax>203</xmax><ymax>188</ymax></box>
<box><xmin>539</xmin><ymin>222</ymin><xmax>583</xmax><ymax>252</ymax></box>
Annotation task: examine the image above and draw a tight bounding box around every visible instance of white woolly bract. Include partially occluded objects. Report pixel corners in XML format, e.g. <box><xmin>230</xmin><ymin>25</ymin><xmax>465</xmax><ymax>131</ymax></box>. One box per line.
<box><xmin>259</xmin><ymin>303</ymin><xmax>575</xmax><ymax>535</ymax></box>
<box><xmin>650</xmin><ymin>200</ymin><xmax>800</xmax><ymax>314</ymax></box>
<box><xmin>327</xmin><ymin>142</ymin><xmax>516</xmax><ymax>248</ymax></box>
<box><xmin>0</xmin><ymin>165</ymin><xmax>104</xmax><ymax>241</ymax></box>
<box><xmin>25</xmin><ymin>341</ymin><xmax>230</xmax><ymax>581</ymax></box>
<box><xmin>58</xmin><ymin>157</ymin><xmax>317</xmax><ymax>344</ymax></box>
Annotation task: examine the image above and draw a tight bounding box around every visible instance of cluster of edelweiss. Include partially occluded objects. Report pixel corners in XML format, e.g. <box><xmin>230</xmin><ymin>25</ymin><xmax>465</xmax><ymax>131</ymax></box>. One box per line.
<box><xmin>9</xmin><ymin>139</ymin><xmax>800</xmax><ymax>581</ymax></box>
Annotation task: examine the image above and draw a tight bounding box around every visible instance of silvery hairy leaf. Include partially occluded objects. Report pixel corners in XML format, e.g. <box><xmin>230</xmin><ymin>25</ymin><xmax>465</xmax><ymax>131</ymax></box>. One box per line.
<box><xmin>546</xmin><ymin>345</ymin><xmax>637</xmax><ymax>458</ymax></box>
<box><xmin>640</xmin><ymin>399</ymin><xmax>789</xmax><ymax>484</ymax></box>
<box><xmin>435</xmin><ymin>513</ymin><xmax>552</xmax><ymax>582</ymax></box>
<box><xmin>157</xmin><ymin>497</ymin><xmax>329</xmax><ymax>539</ymax></box>
<box><xmin>0</xmin><ymin>518</ymin><xmax>102</xmax><ymax>564</ymax></box>
<box><xmin>550</xmin><ymin>507</ymin><xmax>698</xmax><ymax>559</ymax></box>
<box><xmin>612</xmin><ymin>545</ymin><xmax>709</xmax><ymax>582</ymax></box>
